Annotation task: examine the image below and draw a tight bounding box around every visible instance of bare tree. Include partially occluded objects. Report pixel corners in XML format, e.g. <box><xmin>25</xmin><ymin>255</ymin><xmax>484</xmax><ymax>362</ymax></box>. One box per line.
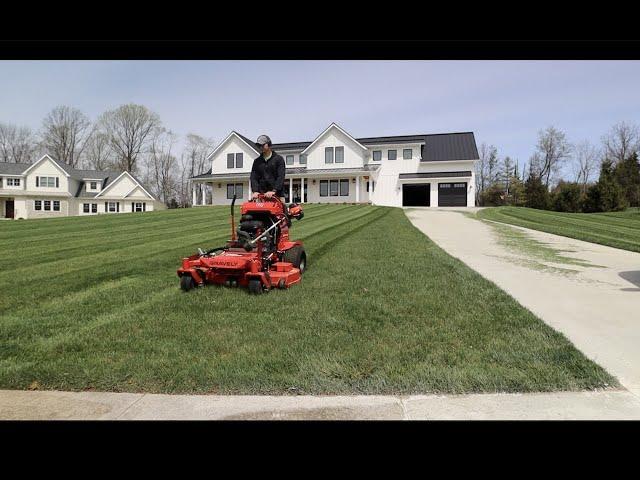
<box><xmin>501</xmin><ymin>156</ymin><xmax>514</xmax><ymax>195</ymax></box>
<box><xmin>181</xmin><ymin>133</ymin><xmax>216</xmax><ymax>206</ymax></box>
<box><xmin>145</xmin><ymin>128</ymin><xmax>179</xmax><ymax>205</ymax></box>
<box><xmin>534</xmin><ymin>126</ymin><xmax>572</xmax><ymax>188</ymax></box>
<box><xmin>572</xmin><ymin>140</ymin><xmax>601</xmax><ymax>194</ymax></box>
<box><xmin>84</xmin><ymin>131</ymin><xmax>113</xmax><ymax>171</ymax></box>
<box><xmin>0</xmin><ymin>122</ymin><xmax>38</xmax><ymax>163</ymax></box>
<box><xmin>98</xmin><ymin>104</ymin><xmax>161</xmax><ymax>175</ymax></box>
<box><xmin>40</xmin><ymin>106</ymin><xmax>93</xmax><ymax>167</ymax></box>
<box><xmin>601</xmin><ymin>121</ymin><xmax>640</xmax><ymax>165</ymax></box>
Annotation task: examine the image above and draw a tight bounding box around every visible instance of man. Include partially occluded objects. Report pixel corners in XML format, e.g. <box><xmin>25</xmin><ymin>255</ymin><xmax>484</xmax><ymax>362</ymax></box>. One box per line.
<box><xmin>250</xmin><ymin>134</ymin><xmax>286</xmax><ymax>203</ymax></box>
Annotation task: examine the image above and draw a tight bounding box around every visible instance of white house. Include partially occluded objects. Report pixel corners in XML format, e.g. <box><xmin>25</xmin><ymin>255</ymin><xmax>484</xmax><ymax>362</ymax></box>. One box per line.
<box><xmin>190</xmin><ymin>123</ymin><xmax>479</xmax><ymax>208</ymax></box>
<box><xmin>0</xmin><ymin>154</ymin><xmax>160</xmax><ymax>219</ymax></box>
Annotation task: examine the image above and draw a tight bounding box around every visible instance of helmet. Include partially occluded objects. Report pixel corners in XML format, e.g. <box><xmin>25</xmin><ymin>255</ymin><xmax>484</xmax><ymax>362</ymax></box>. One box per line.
<box><xmin>256</xmin><ymin>134</ymin><xmax>272</xmax><ymax>147</ymax></box>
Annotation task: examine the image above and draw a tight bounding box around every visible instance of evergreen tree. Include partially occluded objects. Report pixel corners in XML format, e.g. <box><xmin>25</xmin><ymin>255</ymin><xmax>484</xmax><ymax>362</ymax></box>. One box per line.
<box><xmin>524</xmin><ymin>173</ymin><xmax>550</xmax><ymax>210</ymax></box>
<box><xmin>614</xmin><ymin>152</ymin><xmax>640</xmax><ymax>207</ymax></box>
<box><xmin>597</xmin><ymin>159</ymin><xmax>626</xmax><ymax>212</ymax></box>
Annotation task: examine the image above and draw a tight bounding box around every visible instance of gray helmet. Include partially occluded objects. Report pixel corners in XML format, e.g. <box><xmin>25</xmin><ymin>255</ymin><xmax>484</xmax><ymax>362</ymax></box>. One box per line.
<box><xmin>256</xmin><ymin>134</ymin><xmax>272</xmax><ymax>147</ymax></box>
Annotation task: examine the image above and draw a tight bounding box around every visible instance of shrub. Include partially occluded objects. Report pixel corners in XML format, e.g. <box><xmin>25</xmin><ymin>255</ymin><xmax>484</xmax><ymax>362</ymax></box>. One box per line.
<box><xmin>524</xmin><ymin>174</ymin><xmax>550</xmax><ymax>210</ymax></box>
<box><xmin>552</xmin><ymin>181</ymin><xmax>582</xmax><ymax>213</ymax></box>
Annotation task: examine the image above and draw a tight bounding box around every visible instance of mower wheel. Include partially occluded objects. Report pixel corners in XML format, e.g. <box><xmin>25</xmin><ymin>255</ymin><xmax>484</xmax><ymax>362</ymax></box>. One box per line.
<box><xmin>180</xmin><ymin>274</ymin><xmax>195</xmax><ymax>292</ymax></box>
<box><xmin>283</xmin><ymin>246</ymin><xmax>307</xmax><ymax>274</ymax></box>
<box><xmin>248</xmin><ymin>278</ymin><xmax>263</xmax><ymax>295</ymax></box>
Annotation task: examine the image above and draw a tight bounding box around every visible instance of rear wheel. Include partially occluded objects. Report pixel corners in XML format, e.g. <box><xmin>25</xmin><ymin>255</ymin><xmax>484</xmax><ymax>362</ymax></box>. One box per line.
<box><xmin>180</xmin><ymin>274</ymin><xmax>195</xmax><ymax>291</ymax></box>
<box><xmin>248</xmin><ymin>278</ymin><xmax>263</xmax><ymax>295</ymax></box>
<box><xmin>283</xmin><ymin>246</ymin><xmax>307</xmax><ymax>274</ymax></box>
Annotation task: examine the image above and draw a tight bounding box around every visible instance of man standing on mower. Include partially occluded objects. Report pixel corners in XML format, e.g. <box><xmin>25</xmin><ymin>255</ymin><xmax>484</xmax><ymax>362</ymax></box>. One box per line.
<box><xmin>250</xmin><ymin>134</ymin><xmax>286</xmax><ymax>204</ymax></box>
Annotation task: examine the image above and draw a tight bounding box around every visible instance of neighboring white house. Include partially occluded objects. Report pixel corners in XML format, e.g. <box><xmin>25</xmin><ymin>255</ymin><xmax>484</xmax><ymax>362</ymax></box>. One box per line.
<box><xmin>190</xmin><ymin>123</ymin><xmax>479</xmax><ymax>208</ymax></box>
<box><xmin>0</xmin><ymin>154</ymin><xmax>160</xmax><ymax>219</ymax></box>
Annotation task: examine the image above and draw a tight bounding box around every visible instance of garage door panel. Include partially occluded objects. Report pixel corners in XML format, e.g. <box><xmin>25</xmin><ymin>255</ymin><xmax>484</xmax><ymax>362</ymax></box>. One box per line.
<box><xmin>438</xmin><ymin>182</ymin><xmax>467</xmax><ymax>206</ymax></box>
<box><xmin>402</xmin><ymin>183</ymin><xmax>430</xmax><ymax>207</ymax></box>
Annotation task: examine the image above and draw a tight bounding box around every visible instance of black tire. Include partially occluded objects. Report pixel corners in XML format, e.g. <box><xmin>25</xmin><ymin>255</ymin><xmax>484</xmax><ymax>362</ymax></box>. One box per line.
<box><xmin>248</xmin><ymin>278</ymin><xmax>263</xmax><ymax>295</ymax></box>
<box><xmin>180</xmin><ymin>274</ymin><xmax>195</xmax><ymax>292</ymax></box>
<box><xmin>283</xmin><ymin>246</ymin><xmax>307</xmax><ymax>274</ymax></box>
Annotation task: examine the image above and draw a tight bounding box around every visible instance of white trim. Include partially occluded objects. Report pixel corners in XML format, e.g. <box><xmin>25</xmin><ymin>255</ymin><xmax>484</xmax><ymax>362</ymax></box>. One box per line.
<box><xmin>21</xmin><ymin>154</ymin><xmax>71</xmax><ymax>177</ymax></box>
<box><xmin>206</xmin><ymin>131</ymin><xmax>259</xmax><ymax>161</ymax></box>
<box><xmin>123</xmin><ymin>184</ymin><xmax>153</xmax><ymax>199</ymax></box>
<box><xmin>95</xmin><ymin>171</ymin><xmax>155</xmax><ymax>200</ymax></box>
<box><xmin>300</xmin><ymin>123</ymin><xmax>368</xmax><ymax>155</ymax></box>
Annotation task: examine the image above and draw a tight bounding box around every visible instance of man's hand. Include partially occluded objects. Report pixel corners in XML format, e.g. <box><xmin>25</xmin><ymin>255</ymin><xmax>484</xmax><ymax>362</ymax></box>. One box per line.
<box><xmin>252</xmin><ymin>192</ymin><xmax>260</xmax><ymax>200</ymax></box>
<box><xmin>264</xmin><ymin>191</ymin><xmax>276</xmax><ymax>199</ymax></box>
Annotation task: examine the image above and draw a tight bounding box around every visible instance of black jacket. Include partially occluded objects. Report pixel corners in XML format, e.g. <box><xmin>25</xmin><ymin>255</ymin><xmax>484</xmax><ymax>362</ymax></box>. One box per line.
<box><xmin>250</xmin><ymin>151</ymin><xmax>286</xmax><ymax>197</ymax></box>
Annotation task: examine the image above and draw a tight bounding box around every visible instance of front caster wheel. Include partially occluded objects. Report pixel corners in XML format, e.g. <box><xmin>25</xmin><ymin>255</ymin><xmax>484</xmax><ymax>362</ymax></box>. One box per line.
<box><xmin>180</xmin><ymin>275</ymin><xmax>195</xmax><ymax>292</ymax></box>
<box><xmin>248</xmin><ymin>278</ymin><xmax>263</xmax><ymax>295</ymax></box>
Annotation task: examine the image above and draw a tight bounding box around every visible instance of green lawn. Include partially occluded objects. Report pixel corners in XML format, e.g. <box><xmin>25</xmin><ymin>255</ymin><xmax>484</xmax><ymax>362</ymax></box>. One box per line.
<box><xmin>0</xmin><ymin>205</ymin><xmax>616</xmax><ymax>394</ymax></box>
<box><xmin>477</xmin><ymin>207</ymin><xmax>640</xmax><ymax>253</ymax></box>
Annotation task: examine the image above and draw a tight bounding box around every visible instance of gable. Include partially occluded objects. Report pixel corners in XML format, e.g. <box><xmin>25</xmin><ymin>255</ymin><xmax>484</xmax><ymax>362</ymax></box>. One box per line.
<box><xmin>210</xmin><ymin>133</ymin><xmax>259</xmax><ymax>173</ymax></box>
<box><xmin>125</xmin><ymin>185</ymin><xmax>154</xmax><ymax>199</ymax></box>
<box><xmin>97</xmin><ymin>172</ymin><xmax>137</xmax><ymax>197</ymax></box>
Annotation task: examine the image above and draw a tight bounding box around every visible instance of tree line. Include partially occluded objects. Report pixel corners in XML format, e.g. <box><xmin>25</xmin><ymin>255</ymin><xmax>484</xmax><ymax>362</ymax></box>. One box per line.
<box><xmin>0</xmin><ymin>104</ymin><xmax>214</xmax><ymax>207</ymax></box>
<box><xmin>475</xmin><ymin>121</ymin><xmax>640</xmax><ymax>212</ymax></box>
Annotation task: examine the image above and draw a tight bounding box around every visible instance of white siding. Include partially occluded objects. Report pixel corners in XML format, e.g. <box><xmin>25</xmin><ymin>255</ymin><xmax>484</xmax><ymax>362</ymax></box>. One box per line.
<box><xmin>303</xmin><ymin>127</ymin><xmax>366</xmax><ymax>171</ymax></box>
<box><xmin>210</xmin><ymin>136</ymin><xmax>259</xmax><ymax>175</ymax></box>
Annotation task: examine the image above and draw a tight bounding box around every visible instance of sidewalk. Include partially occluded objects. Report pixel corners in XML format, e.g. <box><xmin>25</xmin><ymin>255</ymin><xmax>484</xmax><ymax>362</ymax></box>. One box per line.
<box><xmin>2</xmin><ymin>389</ymin><xmax>640</xmax><ymax>420</ymax></box>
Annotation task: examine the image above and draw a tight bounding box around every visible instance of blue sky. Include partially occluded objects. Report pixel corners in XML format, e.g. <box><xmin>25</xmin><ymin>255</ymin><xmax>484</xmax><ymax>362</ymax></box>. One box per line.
<box><xmin>1</xmin><ymin>60</ymin><xmax>639</xmax><ymax>172</ymax></box>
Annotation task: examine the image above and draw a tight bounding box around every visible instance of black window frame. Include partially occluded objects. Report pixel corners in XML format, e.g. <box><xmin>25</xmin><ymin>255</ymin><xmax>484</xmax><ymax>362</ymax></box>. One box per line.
<box><xmin>319</xmin><ymin>180</ymin><xmax>328</xmax><ymax>197</ymax></box>
<box><xmin>235</xmin><ymin>153</ymin><xmax>243</xmax><ymax>168</ymax></box>
<box><xmin>403</xmin><ymin>148</ymin><xmax>412</xmax><ymax>159</ymax></box>
<box><xmin>83</xmin><ymin>203</ymin><xmax>90</xmax><ymax>213</ymax></box>
<box><xmin>329</xmin><ymin>180</ymin><xmax>339</xmax><ymax>196</ymax></box>
<box><xmin>53</xmin><ymin>200</ymin><xmax>60</xmax><ymax>211</ymax></box>
<box><xmin>235</xmin><ymin>183</ymin><xmax>243</xmax><ymax>199</ymax></box>
<box><xmin>372</xmin><ymin>150</ymin><xmax>382</xmax><ymax>161</ymax></box>
<box><xmin>227</xmin><ymin>183</ymin><xmax>235</xmax><ymax>199</ymax></box>
<box><xmin>388</xmin><ymin>149</ymin><xmax>397</xmax><ymax>160</ymax></box>
<box><xmin>44</xmin><ymin>200</ymin><xmax>51</xmax><ymax>211</ymax></box>
<box><xmin>286</xmin><ymin>155</ymin><xmax>294</xmax><ymax>165</ymax></box>
<box><xmin>325</xmin><ymin>147</ymin><xmax>334</xmax><ymax>164</ymax></box>
<box><xmin>91</xmin><ymin>203</ymin><xmax>97</xmax><ymax>213</ymax></box>
<box><xmin>90</xmin><ymin>181</ymin><xmax>97</xmax><ymax>189</ymax></box>
<box><xmin>335</xmin><ymin>146</ymin><xmax>344</xmax><ymax>163</ymax></box>
<box><xmin>35</xmin><ymin>200</ymin><xmax>42</xmax><ymax>211</ymax></box>
<box><xmin>227</xmin><ymin>153</ymin><xmax>235</xmax><ymax>169</ymax></box>
<box><xmin>339</xmin><ymin>179</ymin><xmax>349</xmax><ymax>196</ymax></box>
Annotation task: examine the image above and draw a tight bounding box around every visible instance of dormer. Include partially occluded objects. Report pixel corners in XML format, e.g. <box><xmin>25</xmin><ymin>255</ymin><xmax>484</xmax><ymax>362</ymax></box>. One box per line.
<box><xmin>84</xmin><ymin>179</ymin><xmax>103</xmax><ymax>192</ymax></box>
<box><xmin>299</xmin><ymin>123</ymin><xmax>368</xmax><ymax>170</ymax></box>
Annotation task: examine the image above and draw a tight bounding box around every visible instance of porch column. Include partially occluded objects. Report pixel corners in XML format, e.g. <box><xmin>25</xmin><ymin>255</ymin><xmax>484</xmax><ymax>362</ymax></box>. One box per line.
<box><xmin>201</xmin><ymin>184</ymin><xmax>205</xmax><ymax>206</ymax></box>
<box><xmin>301</xmin><ymin>177</ymin><xmax>305</xmax><ymax>204</ymax></box>
<box><xmin>355</xmin><ymin>176</ymin><xmax>360</xmax><ymax>203</ymax></box>
<box><xmin>192</xmin><ymin>183</ymin><xmax>197</xmax><ymax>206</ymax></box>
<box><xmin>289</xmin><ymin>178</ymin><xmax>293</xmax><ymax>203</ymax></box>
<box><xmin>248</xmin><ymin>179</ymin><xmax>252</xmax><ymax>200</ymax></box>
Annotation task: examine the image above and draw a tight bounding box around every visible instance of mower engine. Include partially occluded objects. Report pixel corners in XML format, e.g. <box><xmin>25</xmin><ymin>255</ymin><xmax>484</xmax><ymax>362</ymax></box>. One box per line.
<box><xmin>177</xmin><ymin>194</ymin><xmax>306</xmax><ymax>294</ymax></box>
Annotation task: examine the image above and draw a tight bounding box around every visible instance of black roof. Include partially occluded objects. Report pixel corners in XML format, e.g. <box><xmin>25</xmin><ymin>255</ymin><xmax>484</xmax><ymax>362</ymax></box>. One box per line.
<box><xmin>399</xmin><ymin>171</ymin><xmax>472</xmax><ymax>179</ymax></box>
<box><xmin>269</xmin><ymin>132</ymin><xmax>479</xmax><ymax>161</ymax></box>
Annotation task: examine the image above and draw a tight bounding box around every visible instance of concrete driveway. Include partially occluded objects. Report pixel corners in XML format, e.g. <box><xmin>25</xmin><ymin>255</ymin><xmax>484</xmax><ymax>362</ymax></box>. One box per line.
<box><xmin>405</xmin><ymin>207</ymin><xmax>640</xmax><ymax>398</ymax></box>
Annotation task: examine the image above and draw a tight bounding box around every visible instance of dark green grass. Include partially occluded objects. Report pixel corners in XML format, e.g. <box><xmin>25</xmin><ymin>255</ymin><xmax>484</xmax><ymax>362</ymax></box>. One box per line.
<box><xmin>476</xmin><ymin>207</ymin><xmax>640</xmax><ymax>253</ymax></box>
<box><xmin>0</xmin><ymin>205</ymin><xmax>616</xmax><ymax>394</ymax></box>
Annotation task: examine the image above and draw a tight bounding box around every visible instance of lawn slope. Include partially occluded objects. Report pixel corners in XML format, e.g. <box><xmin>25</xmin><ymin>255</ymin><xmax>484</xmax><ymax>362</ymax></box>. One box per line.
<box><xmin>0</xmin><ymin>205</ymin><xmax>615</xmax><ymax>394</ymax></box>
<box><xmin>477</xmin><ymin>207</ymin><xmax>640</xmax><ymax>253</ymax></box>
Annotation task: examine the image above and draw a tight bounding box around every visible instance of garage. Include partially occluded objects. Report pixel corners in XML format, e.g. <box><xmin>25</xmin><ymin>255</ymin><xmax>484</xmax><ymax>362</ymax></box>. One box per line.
<box><xmin>402</xmin><ymin>183</ymin><xmax>430</xmax><ymax>206</ymax></box>
<box><xmin>438</xmin><ymin>182</ymin><xmax>467</xmax><ymax>206</ymax></box>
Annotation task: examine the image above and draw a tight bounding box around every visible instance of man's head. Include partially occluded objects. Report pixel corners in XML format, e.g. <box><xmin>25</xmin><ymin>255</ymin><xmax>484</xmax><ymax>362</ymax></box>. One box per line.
<box><xmin>256</xmin><ymin>134</ymin><xmax>272</xmax><ymax>155</ymax></box>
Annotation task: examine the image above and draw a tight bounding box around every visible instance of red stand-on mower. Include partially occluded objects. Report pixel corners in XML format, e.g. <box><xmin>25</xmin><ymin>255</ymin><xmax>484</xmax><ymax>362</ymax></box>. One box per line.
<box><xmin>177</xmin><ymin>194</ymin><xmax>306</xmax><ymax>294</ymax></box>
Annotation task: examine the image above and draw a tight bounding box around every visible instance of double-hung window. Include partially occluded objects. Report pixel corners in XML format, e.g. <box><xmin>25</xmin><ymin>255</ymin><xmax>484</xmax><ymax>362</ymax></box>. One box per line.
<box><xmin>299</xmin><ymin>154</ymin><xmax>307</xmax><ymax>165</ymax></box>
<box><xmin>388</xmin><ymin>150</ymin><xmax>397</xmax><ymax>160</ymax></box>
<box><xmin>403</xmin><ymin>148</ymin><xmax>412</xmax><ymax>159</ymax></box>
<box><xmin>228</xmin><ymin>153</ymin><xmax>243</xmax><ymax>168</ymax></box>
<box><xmin>36</xmin><ymin>176</ymin><xmax>58</xmax><ymax>188</ymax></box>
<box><xmin>372</xmin><ymin>150</ymin><xmax>382</xmax><ymax>161</ymax></box>
<box><xmin>35</xmin><ymin>200</ymin><xmax>42</xmax><ymax>211</ymax></box>
<box><xmin>7</xmin><ymin>178</ymin><xmax>20</xmax><ymax>186</ymax></box>
<box><xmin>335</xmin><ymin>147</ymin><xmax>344</xmax><ymax>163</ymax></box>
<box><xmin>83</xmin><ymin>203</ymin><xmax>90</xmax><ymax>213</ymax></box>
<box><xmin>339</xmin><ymin>179</ymin><xmax>349</xmax><ymax>196</ymax></box>
<box><xmin>325</xmin><ymin>147</ymin><xmax>334</xmax><ymax>164</ymax></box>
<box><xmin>227</xmin><ymin>183</ymin><xmax>243</xmax><ymax>199</ymax></box>
<box><xmin>286</xmin><ymin>155</ymin><xmax>294</xmax><ymax>165</ymax></box>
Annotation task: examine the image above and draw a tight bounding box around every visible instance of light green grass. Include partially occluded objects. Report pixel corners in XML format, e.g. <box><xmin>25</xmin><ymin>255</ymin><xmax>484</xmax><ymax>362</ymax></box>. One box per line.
<box><xmin>477</xmin><ymin>207</ymin><xmax>640</xmax><ymax>253</ymax></box>
<box><xmin>0</xmin><ymin>205</ymin><xmax>616</xmax><ymax>394</ymax></box>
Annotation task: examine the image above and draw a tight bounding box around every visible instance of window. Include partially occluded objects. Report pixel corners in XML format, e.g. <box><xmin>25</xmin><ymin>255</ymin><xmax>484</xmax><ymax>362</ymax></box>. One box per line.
<box><xmin>329</xmin><ymin>180</ymin><xmax>339</xmax><ymax>196</ymax></box>
<box><xmin>7</xmin><ymin>178</ymin><xmax>20</xmax><ymax>186</ymax></box>
<box><xmin>388</xmin><ymin>150</ymin><xmax>397</xmax><ymax>160</ymax></box>
<box><xmin>227</xmin><ymin>183</ymin><xmax>244</xmax><ymax>199</ymax></box>
<box><xmin>235</xmin><ymin>153</ymin><xmax>243</xmax><ymax>168</ymax></box>
<box><xmin>227</xmin><ymin>153</ymin><xmax>234</xmax><ymax>169</ymax></box>
<box><xmin>339</xmin><ymin>179</ymin><xmax>349</xmax><ymax>196</ymax></box>
<box><xmin>335</xmin><ymin>147</ymin><xmax>344</xmax><ymax>163</ymax></box>
<box><xmin>108</xmin><ymin>202</ymin><xmax>117</xmax><ymax>212</ymax></box>
<box><xmin>403</xmin><ymin>148</ymin><xmax>412</xmax><ymax>159</ymax></box>
<box><xmin>37</xmin><ymin>176</ymin><xmax>58</xmax><ymax>188</ymax></box>
<box><xmin>35</xmin><ymin>200</ymin><xmax>42</xmax><ymax>211</ymax></box>
<box><xmin>440</xmin><ymin>184</ymin><xmax>451</xmax><ymax>188</ymax></box>
<box><xmin>83</xmin><ymin>203</ymin><xmax>90</xmax><ymax>213</ymax></box>
<box><xmin>92</xmin><ymin>204</ymin><xmax>97</xmax><ymax>213</ymax></box>
<box><xmin>44</xmin><ymin>200</ymin><xmax>51</xmax><ymax>211</ymax></box>
<box><xmin>286</xmin><ymin>155</ymin><xmax>294</xmax><ymax>165</ymax></box>
<box><xmin>319</xmin><ymin>180</ymin><xmax>328</xmax><ymax>197</ymax></box>
<box><xmin>299</xmin><ymin>154</ymin><xmax>307</xmax><ymax>165</ymax></box>
<box><xmin>90</xmin><ymin>181</ymin><xmax>97</xmax><ymax>189</ymax></box>
<box><xmin>325</xmin><ymin>147</ymin><xmax>334</xmax><ymax>164</ymax></box>
<box><xmin>135</xmin><ymin>202</ymin><xmax>144</xmax><ymax>212</ymax></box>
<box><xmin>454</xmin><ymin>183</ymin><xmax>466</xmax><ymax>188</ymax></box>
<box><xmin>53</xmin><ymin>201</ymin><xmax>60</xmax><ymax>211</ymax></box>
<box><xmin>372</xmin><ymin>150</ymin><xmax>382</xmax><ymax>161</ymax></box>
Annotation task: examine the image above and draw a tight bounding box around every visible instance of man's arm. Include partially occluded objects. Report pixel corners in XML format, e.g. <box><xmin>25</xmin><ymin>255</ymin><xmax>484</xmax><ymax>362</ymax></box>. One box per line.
<box><xmin>273</xmin><ymin>155</ymin><xmax>286</xmax><ymax>194</ymax></box>
<box><xmin>250</xmin><ymin>159</ymin><xmax>260</xmax><ymax>193</ymax></box>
